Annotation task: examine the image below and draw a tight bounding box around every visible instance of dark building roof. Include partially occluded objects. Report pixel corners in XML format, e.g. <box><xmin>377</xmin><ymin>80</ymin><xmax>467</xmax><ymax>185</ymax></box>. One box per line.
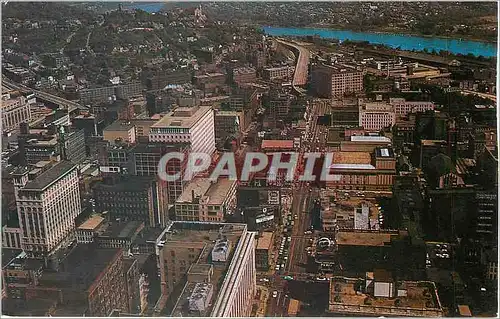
<box><xmin>94</xmin><ymin>176</ymin><xmax>155</xmax><ymax>192</ymax></box>
<box><xmin>99</xmin><ymin>221</ymin><xmax>144</xmax><ymax>239</ymax></box>
<box><xmin>38</xmin><ymin>244</ymin><xmax>121</xmax><ymax>291</ymax></box>
<box><xmin>133</xmin><ymin>227</ymin><xmax>164</xmax><ymax>246</ymax></box>
<box><xmin>1</xmin><ymin>248</ymin><xmax>23</xmax><ymax>268</ymax></box>
<box><xmin>22</xmin><ymin>161</ymin><xmax>76</xmax><ymax>191</ymax></box>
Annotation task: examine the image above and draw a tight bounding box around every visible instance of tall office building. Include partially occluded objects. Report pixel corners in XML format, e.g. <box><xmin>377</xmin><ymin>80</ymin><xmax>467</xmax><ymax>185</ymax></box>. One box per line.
<box><xmin>15</xmin><ymin>161</ymin><xmax>81</xmax><ymax>257</ymax></box>
<box><xmin>149</xmin><ymin>105</ymin><xmax>215</xmax><ymax>155</ymax></box>
<box><xmin>156</xmin><ymin>221</ymin><xmax>256</xmax><ymax>317</ymax></box>
<box><xmin>359</xmin><ymin>101</ymin><xmax>396</xmax><ymax>131</ymax></box>
<box><xmin>2</xmin><ymin>93</ymin><xmax>31</xmax><ymax>132</ymax></box>
<box><xmin>93</xmin><ymin>176</ymin><xmax>166</xmax><ymax>227</ymax></box>
<box><xmin>311</xmin><ymin>64</ymin><xmax>363</xmax><ymax>98</ymax></box>
<box><xmin>130</xmin><ymin>142</ymin><xmax>190</xmax><ymax>204</ymax></box>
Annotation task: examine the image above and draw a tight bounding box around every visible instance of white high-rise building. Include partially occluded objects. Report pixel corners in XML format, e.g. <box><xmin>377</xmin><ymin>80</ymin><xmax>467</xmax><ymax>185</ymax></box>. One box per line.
<box><xmin>149</xmin><ymin>105</ymin><xmax>215</xmax><ymax>155</ymax></box>
<box><xmin>15</xmin><ymin>161</ymin><xmax>81</xmax><ymax>257</ymax></box>
<box><xmin>359</xmin><ymin>101</ymin><xmax>396</xmax><ymax>131</ymax></box>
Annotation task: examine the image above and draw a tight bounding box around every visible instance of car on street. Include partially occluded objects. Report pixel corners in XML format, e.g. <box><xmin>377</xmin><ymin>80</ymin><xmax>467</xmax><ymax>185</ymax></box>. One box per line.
<box><xmin>272</xmin><ymin>291</ymin><xmax>278</xmax><ymax>298</ymax></box>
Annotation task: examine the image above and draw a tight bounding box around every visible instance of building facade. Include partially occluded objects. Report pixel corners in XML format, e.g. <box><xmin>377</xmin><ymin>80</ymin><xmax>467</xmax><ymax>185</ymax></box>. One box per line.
<box><xmin>311</xmin><ymin>64</ymin><xmax>363</xmax><ymax>98</ymax></box>
<box><xmin>15</xmin><ymin>161</ymin><xmax>81</xmax><ymax>257</ymax></box>
<box><xmin>214</xmin><ymin>111</ymin><xmax>243</xmax><ymax>147</ymax></box>
<box><xmin>325</xmin><ymin>147</ymin><xmax>397</xmax><ymax>191</ymax></box>
<box><xmin>2</xmin><ymin>93</ymin><xmax>31</xmax><ymax>132</ymax></box>
<box><xmin>93</xmin><ymin>176</ymin><xmax>165</xmax><ymax>227</ymax></box>
<box><xmin>255</xmin><ymin>232</ymin><xmax>273</xmax><ymax>270</ymax></box>
<box><xmin>103</xmin><ymin>121</ymin><xmax>136</xmax><ymax>144</ymax></box>
<box><xmin>359</xmin><ymin>101</ymin><xmax>396</xmax><ymax>131</ymax></box>
<box><xmin>156</xmin><ymin>222</ymin><xmax>256</xmax><ymax>317</ymax></box>
<box><xmin>389</xmin><ymin>98</ymin><xmax>435</xmax><ymax>117</ymax></box>
<box><xmin>149</xmin><ymin>105</ymin><xmax>215</xmax><ymax>155</ymax></box>
<box><xmin>263</xmin><ymin>66</ymin><xmax>294</xmax><ymax>81</ymax></box>
<box><xmin>232</xmin><ymin>67</ymin><xmax>257</xmax><ymax>85</ymax></box>
<box><xmin>174</xmin><ymin>178</ymin><xmax>237</xmax><ymax>222</ymax></box>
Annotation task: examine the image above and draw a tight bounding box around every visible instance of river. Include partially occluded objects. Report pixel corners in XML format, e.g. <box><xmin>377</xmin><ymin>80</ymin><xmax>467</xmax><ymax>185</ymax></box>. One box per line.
<box><xmin>263</xmin><ymin>26</ymin><xmax>496</xmax><ymax>58</ymax></box>
<box><xmin>120</xmin><ymin>3</ymin><xmax>497</xmax><ymax>58</ymax></box>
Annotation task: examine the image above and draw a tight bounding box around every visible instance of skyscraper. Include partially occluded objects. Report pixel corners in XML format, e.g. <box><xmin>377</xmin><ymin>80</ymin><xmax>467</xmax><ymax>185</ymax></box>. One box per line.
<box><xmin>15</xmin><ymin>161</ymin><xmax>81</xmax><ymax>258</ymax></box>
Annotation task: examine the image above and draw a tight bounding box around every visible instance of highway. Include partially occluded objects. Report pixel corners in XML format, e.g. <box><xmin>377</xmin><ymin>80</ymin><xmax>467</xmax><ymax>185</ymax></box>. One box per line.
<box><xmin>461</xmin><ymin>89</ymin><xmax>496</xmax><ymax>103</ymax></box>
<box><xmin>276</xmin><ymin>39</ymin><xmax>310</xmax><ymax>94</ymax></box>
<box><xmin>2</xmin><ymin>78</ymin><xmax>87</xmax><ymax>112</ymax></box>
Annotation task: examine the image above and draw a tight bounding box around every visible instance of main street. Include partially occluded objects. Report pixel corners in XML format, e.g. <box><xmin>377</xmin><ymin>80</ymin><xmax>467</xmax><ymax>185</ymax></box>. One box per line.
<box><xmin>265</xmin><ymin>94</ymin><xmax>327</xmax><ymax>317</ymax></box>
<box><xmin>287</xmin><ymin>98</ymin><xmax>327</xmax><ymax>275</ymax></box>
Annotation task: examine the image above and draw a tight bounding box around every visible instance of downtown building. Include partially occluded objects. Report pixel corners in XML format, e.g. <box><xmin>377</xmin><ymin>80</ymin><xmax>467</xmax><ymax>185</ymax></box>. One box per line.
<box><xmin>78</xmin><ymin>82</ymin><xmax>143</xmax><ymax>105</ymax></box>
<box><xmin>174</xmin><ymin>178</ymin><xmax>237</xmax><ymax>222</ymax></box>
<box><xmin>263</xmin><ymin>66</ymin><xmax>294</xmax><ymax>82</ymax></box>
<box><xmin>149</xmin><ymin>105</ymin><xmax>215</xmax><ymax>155</ymax></box>
<box><xmin>325</xmin><ymin>147</ymin><xmax>397</xmax><ymax>191</ymax></box>
<box><xmin>130</xmin><ymin>142</ymin><xmax>190</xmax><ymax>204</ymax></box>
<box><xmin>359</xmin><ymin>100</ymin><xmax>396</xmax><ymax>131</ymax></box>
<box><xmin>93</xmin><ymin>176</ymin><xmax>166</xmax><ymax>227</ymax></box>
<box><xmin>389</xmin><ymin>98</ymin><xmax>435</xmax><ymax>117</ymax></box>
<box><xmin>155</xmin><ymin>221</ymin><xmax>256</xmax><ymax>317</ymax></box>
<box><xmin>214</xmin><ymin>110</ymin><xmax>244</xmax><ymax>148</ymax></box>
<box><xmin>2</xmin><ymin>92</ymin><xmax>31</xmax><ymax>132</ymax></box>
<box><xmin>310</xmin><ymin>64</ymin><xmax>364</xmax><ymax>98</ymax></box>
<box><xmin>2</xmin><ymin>245</ymin><xmax>133</xmax><ymax>316</ymax></box>
<box><xmin>14</xmin><ymin>161</ymin><xmax>81</xmax><ymax>258</ymax></box>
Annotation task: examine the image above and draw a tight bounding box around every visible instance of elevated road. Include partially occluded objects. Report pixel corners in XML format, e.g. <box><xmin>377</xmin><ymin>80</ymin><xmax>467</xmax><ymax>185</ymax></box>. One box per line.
<box><xmin>276</xmin><ymin>39</ymin><xmax>310</xmax><ymax>94</ymax></box>
<box><xmin>2</xmin><ymin>78</ymin><xmax>87</xmax><ymax>112</ymax></box>
<box><xmin>461</xmin><ymin>90</ymin><xmax>496</xmax><ymax>103</ymax></box>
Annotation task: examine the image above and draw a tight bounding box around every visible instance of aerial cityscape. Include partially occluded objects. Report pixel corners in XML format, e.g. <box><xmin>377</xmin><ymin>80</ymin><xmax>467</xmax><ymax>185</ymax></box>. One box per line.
<box><xmin>0</xmin><ymin>1</ymin><xmax>498</xmax><ymax>317</ymax></box>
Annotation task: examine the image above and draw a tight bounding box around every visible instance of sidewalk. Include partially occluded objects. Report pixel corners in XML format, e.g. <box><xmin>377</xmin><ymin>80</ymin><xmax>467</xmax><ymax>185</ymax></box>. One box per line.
<box><xmin>254</xmin><ymin>285</ymin><xmax>269</xmax><ymax>317</ymax></box>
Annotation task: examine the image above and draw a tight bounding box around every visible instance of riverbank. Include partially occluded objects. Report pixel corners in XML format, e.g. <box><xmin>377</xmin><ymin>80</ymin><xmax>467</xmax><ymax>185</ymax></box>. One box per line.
<box><xmin>303</xmin><ymin>23</ymin><xmax>497</xmax><ymax>44</ymax></box>
<box><xmin>262</xmin><ymin>26</ymin><xmax>496</xmax><ymax>58</ymax></box>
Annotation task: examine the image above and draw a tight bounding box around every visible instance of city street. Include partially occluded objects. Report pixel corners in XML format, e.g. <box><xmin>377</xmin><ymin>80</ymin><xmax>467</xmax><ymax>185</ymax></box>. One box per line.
<box><xmin>265</xmin><ymin>92</ymin><xmax>326</xmax><ymax>317</ymax></box>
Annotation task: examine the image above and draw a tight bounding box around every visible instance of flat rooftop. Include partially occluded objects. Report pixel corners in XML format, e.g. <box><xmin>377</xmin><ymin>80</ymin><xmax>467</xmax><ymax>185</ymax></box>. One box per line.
<box><xmin>176</xmin><ymin>178</ymin><xmax>213</xmax><ymax>203</ymax></box>
<box><xmin>132</xmin><ymin>227</ymin><xmax>165</xmax><ymax>246</ymax></box>
<box><xmin>22</xmin><ymin>161</ymin><xmax>76</xmax><ymax>191</ymax></box>
<box><xmin>350</xmin><ymin>135</ymin><xmax>391</xmax><ymax>143</ymax></box>
<box><xmin>206</xmin><ymin>179</ymin><xmax>236</xmax><ymax>205</ymax></box>
<box><xmin>332</xmin><ymin>152</ymin><xmax>372</xmax><ymax>164</ymax></box>
<box><xmin>261</xmin><ymin>139</ymin><xmax>294</xmax><ymax>150</ymax></box>
<box><xmin>151</xmin><ymin>105</ymin><xmax>212</xmax><ymax>129</ymax></box>
<box><xmin>336</xmin><ymin>230</ymin><xmax>396</xmax><ymax>247</ymax></box>
<box><xmin>215</xmin><ymin>110</ymin><xmax>241</xmax><ymax>116</ymax></box>
<box><xmin>421</xmin><ymin>140</ymin><xmax>446</xmax><ymax>146</ymax></box>
<box><xmin>163</xmin><ymin>222</ymin><xmax>248</xmax><ymax>317</ymax></box>
<box><xmin>77</xmin><ymin>215</ymin><xmax>105</xmax><ymax>231</ymax></box>
<box><xmin>104</xmin><ymin>121</ymin><xmax>134</xmax><ymax>132</ymax></box>
<box><xmin>99</xmin><ymin>221</ymin><xmax>143</xmax><ymax>239</ymax></box>
<box><xmin>256</xmin><ymin>232</ymin><xmax>273</xmax><ymax>250</ymax></box>
<box><xmin>265</xmin><ymin>66</ymin><xmax>291</xmax><ymax>71</ymax></box>
<box><xmin>37</xmin><ymin>244</ymin><xmax>121</xmax><ymax>291</ymax></box>
<box><xmin>317</xmin><ymin>64</ymin><xmax>360</xmax><ymax>74</ymax></box>
<box><xmin>329</xmin><ymin>277</ymin><xmax>443</xmax><ymax>317</ymax></box>
<box><xmin>94</xmin><ymin>176</ymin><xmax>154</xmax><ymax>192</ymax></box>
